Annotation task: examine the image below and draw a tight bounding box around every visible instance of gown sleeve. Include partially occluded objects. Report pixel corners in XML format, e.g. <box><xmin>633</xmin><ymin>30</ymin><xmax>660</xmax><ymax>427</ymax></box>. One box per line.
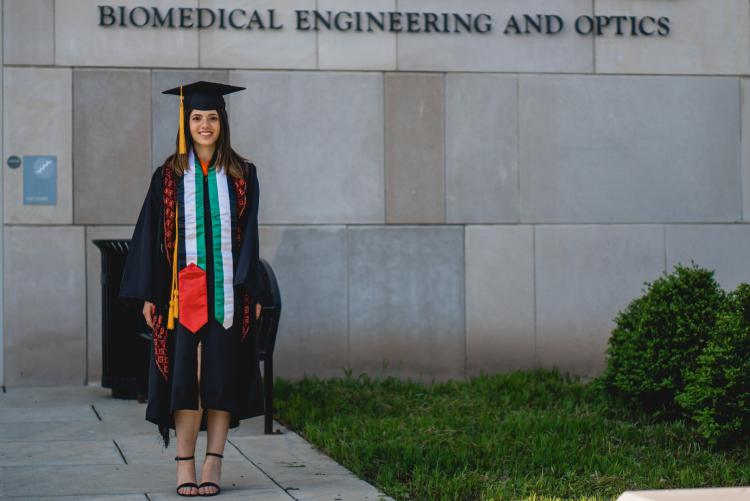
<box><xmin>119</xmin><ymin>166</ymin><xmax>164</xmax><ymax>304</ymax></box>
<box><xmin>234</xmin><ymin>162</ymin><xmax>262</xmax><ymax>301</ymax></box>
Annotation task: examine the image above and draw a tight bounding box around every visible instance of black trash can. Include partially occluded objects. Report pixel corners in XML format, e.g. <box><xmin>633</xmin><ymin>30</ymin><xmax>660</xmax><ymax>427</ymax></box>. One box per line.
<box><xmin>93</xmin><ymin>239</ymin><xmax>150</xmax><ymax>400</ymax></box>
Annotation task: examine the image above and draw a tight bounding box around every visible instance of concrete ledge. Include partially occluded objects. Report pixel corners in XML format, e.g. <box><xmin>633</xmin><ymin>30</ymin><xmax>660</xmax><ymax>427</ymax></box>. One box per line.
<box><xmin>618</xmin><ymin>487</ymin><xmax>750</xmax><ymax>500</ymax></box>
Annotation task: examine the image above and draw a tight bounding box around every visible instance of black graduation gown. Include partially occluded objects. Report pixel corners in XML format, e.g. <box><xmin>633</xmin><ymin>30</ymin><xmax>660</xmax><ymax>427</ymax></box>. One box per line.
<box><xmin>119</xmin><ymin>160</ymin><xmax>265</xmax><ymax>449</ymax></box>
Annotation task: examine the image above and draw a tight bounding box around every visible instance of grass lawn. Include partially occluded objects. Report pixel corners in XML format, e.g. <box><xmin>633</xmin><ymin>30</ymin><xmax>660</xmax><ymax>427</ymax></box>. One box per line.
<box><xmin>273</xmin><ymin>369</ymin><xmax>750</xmax><ymax>501</ymax></box>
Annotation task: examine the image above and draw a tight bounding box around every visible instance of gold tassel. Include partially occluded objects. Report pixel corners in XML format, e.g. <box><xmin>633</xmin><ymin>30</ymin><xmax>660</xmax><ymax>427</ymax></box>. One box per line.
<box><xmin>178</xmin><ymin>85</ymin><xmax>186</xmax><ymax>155</ymax></box>
<box><xmin>167</xmin><ymin>203</ymin><xmax>179</xmax><ymax>329</ymax></box>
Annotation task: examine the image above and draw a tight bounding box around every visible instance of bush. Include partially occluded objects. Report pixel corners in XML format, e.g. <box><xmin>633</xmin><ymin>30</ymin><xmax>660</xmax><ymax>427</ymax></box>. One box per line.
<box><xmin>603</xmin><ymin>261</ymin><xmax>726</xmax><ymax>417</ymax></box>
<box><xmin>676</xmin><ymin>283</ymin><xmax>750</xmax><ymax>447</ymax></box>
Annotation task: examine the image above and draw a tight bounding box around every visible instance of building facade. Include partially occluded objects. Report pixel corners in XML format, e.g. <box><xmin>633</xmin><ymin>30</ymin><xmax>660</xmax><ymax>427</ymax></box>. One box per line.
<box><xmin>2</xmin><ymin>0</ymin><xmax>749</xmax><ymax>386</ymax></box>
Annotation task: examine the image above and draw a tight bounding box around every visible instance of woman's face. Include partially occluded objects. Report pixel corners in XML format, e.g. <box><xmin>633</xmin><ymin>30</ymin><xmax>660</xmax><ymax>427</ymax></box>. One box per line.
<box><xmin>189</xmin><ymin>109</ymin><xmax>220</xmax><ymax>147</ymax></box>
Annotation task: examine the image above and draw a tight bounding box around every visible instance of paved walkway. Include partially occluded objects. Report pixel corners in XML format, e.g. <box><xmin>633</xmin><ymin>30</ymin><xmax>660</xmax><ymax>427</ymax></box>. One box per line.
<box><xmin>0</xmin><ymin>384</ymin><xmax>395</xmax><ymax>500</ymax></box>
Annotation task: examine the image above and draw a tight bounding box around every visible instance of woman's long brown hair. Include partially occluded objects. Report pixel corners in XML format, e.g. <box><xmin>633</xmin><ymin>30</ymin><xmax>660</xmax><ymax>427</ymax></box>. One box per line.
<box><xmin>165</xmin><ymin>106</ymin><xmax>248</xmax><ymax>180</ymax></box>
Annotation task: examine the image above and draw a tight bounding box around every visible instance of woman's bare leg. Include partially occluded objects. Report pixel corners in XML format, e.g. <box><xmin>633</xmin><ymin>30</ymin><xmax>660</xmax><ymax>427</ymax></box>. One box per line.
<box><xmin>199</xmin><ymin>409</ymin><xmax>230</xmax><ymax>495</ymax></box>
<box><xmin>173</xmin><ymin>341</ymin><xmax>204</xmax><ymax>495</ymax></box>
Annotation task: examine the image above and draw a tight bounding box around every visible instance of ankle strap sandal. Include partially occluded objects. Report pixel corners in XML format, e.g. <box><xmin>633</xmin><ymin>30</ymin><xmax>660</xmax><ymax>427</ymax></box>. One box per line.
<box><xmin>174</xmin><ymin>455</ymin><xmax>198</xmax><ymax>497</ymax></box>
<box><xmin>199</xmin><ymin>452</ymin><xmax>224</xmax><ymax>496</ymax></box>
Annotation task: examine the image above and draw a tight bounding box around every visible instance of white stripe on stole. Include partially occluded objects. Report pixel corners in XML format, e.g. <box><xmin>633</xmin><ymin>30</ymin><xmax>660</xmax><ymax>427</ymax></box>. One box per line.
<box><xmin>184</xmin><ymin>149</ymin><xmax>199</xmax><ymax>266</ymax></box>
<box><xmin>215</xmin><ymin>167</ymin><xmax>235</xmax><ymax>329</ymax></box>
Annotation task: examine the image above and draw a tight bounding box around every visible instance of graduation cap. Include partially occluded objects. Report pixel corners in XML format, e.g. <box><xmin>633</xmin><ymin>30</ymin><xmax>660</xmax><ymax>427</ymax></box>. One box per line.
<box><xmin>162</xmin><ymin>80</ymin><xmax>246</xmax><ymax>155</ymax></box>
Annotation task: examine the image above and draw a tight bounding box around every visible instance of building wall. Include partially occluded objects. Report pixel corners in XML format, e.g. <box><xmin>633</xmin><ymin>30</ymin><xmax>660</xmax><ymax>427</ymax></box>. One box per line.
<box><xmin>2</xmin><ymin>0</ymin><xmax>750</xmax><ymax>385</ymax></box>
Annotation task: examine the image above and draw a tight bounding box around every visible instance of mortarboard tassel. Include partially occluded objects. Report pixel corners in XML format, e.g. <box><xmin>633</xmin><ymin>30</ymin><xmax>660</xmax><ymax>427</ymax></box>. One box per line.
<box><xmin>167</xmin><ymin>203</ymin><xmax>179</xmax><ymax>329</ymax></box>
<box><xmin>178</xmin><ymin>85</ymin><xmax>186</xmax><ymax>155</ymax></box>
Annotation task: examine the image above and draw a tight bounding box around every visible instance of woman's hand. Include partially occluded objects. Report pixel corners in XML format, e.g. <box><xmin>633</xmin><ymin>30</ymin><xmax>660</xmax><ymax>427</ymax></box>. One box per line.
<box><xmin>143</xmin><ymin>300</ymin><xmax>156</xmax><ymax>328</ymax></box>
<box><xmin>255</xmin><ymin>302</ymin><xmax>261</xmax><ymax>320</ymax></box>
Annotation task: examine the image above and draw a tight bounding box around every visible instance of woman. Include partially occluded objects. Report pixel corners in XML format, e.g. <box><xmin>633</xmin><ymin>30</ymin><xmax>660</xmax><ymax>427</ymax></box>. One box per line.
<box><xmin>120</xmin><ymin>80</ymin><xmax>265</xmax><ymax>497</ymax></box>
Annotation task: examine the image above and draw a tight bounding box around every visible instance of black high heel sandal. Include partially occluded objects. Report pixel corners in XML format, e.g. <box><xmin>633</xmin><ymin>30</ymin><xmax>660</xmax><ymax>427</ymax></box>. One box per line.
<box><xmin>198</xmin><ymin>452</ymin><xmax>224</xmax><ymax>496</ymax></box>
<box><xmin>174</xmin><ymin>455</ymin><xmax>199</xmax><ymax>497</ymax></box>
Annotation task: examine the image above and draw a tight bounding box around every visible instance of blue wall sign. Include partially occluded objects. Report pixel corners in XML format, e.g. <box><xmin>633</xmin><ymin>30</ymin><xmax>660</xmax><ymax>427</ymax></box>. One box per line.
<box><xmin>23</xmin><ymin>155</ymin><xmax>57</xmax><ymax>205</ymax></box>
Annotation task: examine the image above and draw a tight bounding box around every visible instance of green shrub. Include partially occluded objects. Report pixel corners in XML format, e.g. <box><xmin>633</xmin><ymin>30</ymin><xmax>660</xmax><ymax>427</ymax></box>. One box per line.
<box><xmin>676</xmin><ymin>283</ymin><xmax>750</xmax><ymax>447</ymax></box>
<box><xmin>603</xmin><ymin>261</ymin><xmax>725</xmax><ymax>417</ymax></box>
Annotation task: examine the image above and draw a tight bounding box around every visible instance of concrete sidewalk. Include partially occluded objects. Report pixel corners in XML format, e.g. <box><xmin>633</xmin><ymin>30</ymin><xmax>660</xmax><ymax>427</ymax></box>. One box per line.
<box><xmin>0</xmin><ymin>384</ymin><xmax>395</xmax><ymax>500</ymax></box>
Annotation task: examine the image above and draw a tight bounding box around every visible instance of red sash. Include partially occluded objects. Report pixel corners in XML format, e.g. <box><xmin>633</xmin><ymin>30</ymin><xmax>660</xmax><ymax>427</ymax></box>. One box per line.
<box><xmin>178</xmin><ymin>262</ymin><xmax>208</xmax><ymax>333</ymax></box>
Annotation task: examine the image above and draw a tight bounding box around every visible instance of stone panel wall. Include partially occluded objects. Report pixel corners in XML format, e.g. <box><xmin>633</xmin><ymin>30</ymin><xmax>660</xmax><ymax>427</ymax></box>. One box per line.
<box><xmin>2</xmin><ymin>0</ymin><xmax>749</xmax><ymax>385</ymax></box>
